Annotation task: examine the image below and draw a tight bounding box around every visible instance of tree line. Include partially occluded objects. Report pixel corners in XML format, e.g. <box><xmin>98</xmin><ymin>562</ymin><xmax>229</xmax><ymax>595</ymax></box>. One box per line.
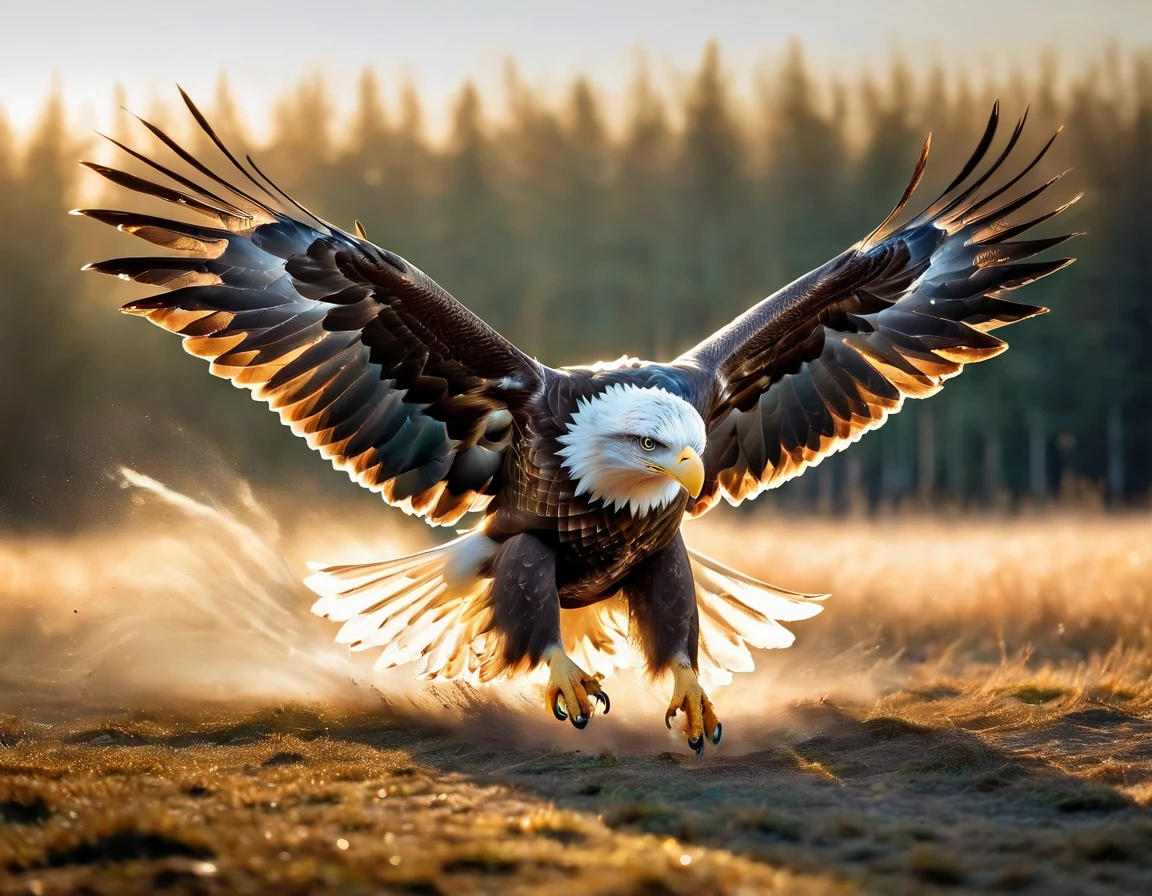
<box><xmin>1</xmin><ymin>42</ymin><xmax>1149</xmax><ymax>530</ymax></box>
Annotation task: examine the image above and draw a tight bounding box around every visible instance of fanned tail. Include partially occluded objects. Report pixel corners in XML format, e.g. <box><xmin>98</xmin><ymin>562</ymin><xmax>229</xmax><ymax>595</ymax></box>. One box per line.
<box><xmin>306</xmin><ymin>533</ymin><xmax>500</xmax><ymax>683</ymax></box>
<box><xmin>688</xmin><ymin>547</ymin><xmax>826</xmax><ymax>688</ymax></box>
<box><xmin>307</xmin><ymin>537</ymin><xmax>823</xmax><ymax>690</ymax></box>
<box><xmin>551</xmin><ymin>548</ymin><xmax>826</xmax><ymax>691</ymax></box>
<box><xmin>561</xmin><ymin>595</ymin><xmax>635</xmax><ymax>681</ymax></box>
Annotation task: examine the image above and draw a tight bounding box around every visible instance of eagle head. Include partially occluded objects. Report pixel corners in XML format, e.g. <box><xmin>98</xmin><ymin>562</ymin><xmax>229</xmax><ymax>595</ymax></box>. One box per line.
<box><xmin>556</xmin><ymin>383</ymin><xmax>707</xmax><ymax>516</ymax></box>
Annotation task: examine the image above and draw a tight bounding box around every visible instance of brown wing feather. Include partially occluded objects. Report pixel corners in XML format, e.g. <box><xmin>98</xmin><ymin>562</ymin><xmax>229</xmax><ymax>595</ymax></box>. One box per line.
<box><xmin>79</xmin><ymin>91</ymin><xmax>543</xmax><ymax>525</ymax></box>
<box><xmin>677</xmin><ymin>104</ymin><xmax>1078</xmax><ymax>514</ymax></box>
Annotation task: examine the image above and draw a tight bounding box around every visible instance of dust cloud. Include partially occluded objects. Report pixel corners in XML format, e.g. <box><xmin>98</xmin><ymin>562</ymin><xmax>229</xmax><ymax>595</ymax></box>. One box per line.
<box><xmin>0</xmin><ymin>465</ymin><xmax>899</xmax><ymax>755</ymax></box>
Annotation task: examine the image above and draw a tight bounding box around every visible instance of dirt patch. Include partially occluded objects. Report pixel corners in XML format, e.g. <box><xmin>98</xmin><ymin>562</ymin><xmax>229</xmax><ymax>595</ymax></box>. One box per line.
<box><xmin>1</xmin><ymin>689</ymin><xmax>1151</xmax><ymax>894</ymax></box>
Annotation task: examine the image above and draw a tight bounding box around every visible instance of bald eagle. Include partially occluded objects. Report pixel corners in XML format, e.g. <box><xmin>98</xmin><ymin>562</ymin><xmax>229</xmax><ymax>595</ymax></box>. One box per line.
<box><xmin>79</xmin><ymin>92</ymin><xmax>1075</xmax><ymax>756</ymax></box>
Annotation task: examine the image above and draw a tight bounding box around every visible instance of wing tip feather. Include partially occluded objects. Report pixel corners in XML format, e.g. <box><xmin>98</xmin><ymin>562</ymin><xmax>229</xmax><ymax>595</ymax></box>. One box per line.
<box><xmin>121</xmin><ymin>298</ymin><xmax>167</xmax><ymax>314</ymax></box>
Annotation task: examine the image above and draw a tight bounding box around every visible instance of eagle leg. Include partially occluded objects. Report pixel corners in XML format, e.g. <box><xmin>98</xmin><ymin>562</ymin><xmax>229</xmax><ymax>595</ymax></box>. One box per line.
<box><xmin>544</xmin><ymin>645</ymin><xmax>609</xmax><ymax>730</ymax></box>
<box><xmin>621</xmin><ymin>532</ymin><xmax>722</xmax><ymax>756</ymax></box>
<box><xmin>487</xmin><ymin>533</ymin><xmax>608</xmax><ymax>729</ymax></box>
<box><xmin>665</xmin><ymin>662</ymin><xmax>723</xmax><ymax>759</ymax></box>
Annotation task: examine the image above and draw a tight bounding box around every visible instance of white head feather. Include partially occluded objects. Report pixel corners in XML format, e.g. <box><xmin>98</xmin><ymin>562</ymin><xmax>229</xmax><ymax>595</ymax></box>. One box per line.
<box><xmin>556</xmin><ymin>383</ymin><xmax>707</xmax><ymax>516</ymax></box>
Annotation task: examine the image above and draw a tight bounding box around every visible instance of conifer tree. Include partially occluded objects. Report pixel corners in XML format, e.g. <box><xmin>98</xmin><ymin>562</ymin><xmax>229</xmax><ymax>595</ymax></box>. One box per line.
<box><xmin>2</xmin><ymin>88</ymin><xmax>82</xmax><ymax>525</ymax></box>
<box><xmin>437</xmin><ymin>81</ymin><xmax>521</xmax><ymax>343</ymax></box>
<box><xmin>1</xmin><ymin>47</ymin><xmax>1149</xmax><ymax>522</ymax></box>
<box><xmin>677</xmin><ymin>41</ymin><xmax>749</xmax><ymax>350</ymax></box>
<box><xmin>618</xmin><ymin>61</ymin><xmax>676</xmax><ymax>358</ymax></box>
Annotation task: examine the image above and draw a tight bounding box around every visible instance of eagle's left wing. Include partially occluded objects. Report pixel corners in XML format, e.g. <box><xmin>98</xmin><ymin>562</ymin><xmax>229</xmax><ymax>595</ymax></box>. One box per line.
<box><xmin>79</xmin><ymin>90</ymin><xmax>544</xmax><ymax>525</ymax></box>
<box><xmin>676</xmin><ymin>104</ymin><xmax>1078</xmax><ymax>515</ymax></box>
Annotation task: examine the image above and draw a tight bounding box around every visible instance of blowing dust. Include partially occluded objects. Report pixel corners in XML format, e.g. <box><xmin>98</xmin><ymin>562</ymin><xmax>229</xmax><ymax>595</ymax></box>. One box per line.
<box><xmin>2</xmin><ymin>465</ymin><xmax>1149</xmax><ymax>756</ymax></box>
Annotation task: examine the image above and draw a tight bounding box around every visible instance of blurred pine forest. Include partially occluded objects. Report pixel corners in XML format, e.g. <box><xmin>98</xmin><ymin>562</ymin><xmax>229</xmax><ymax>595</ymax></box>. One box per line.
<box><xmin>1</xmin><ymin>42</ymin><xmax>1150</xmax><ymax>531</ymax></box>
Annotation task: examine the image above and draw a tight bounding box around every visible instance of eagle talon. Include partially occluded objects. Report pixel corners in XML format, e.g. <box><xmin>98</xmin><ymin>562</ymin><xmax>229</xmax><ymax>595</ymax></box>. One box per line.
<box><xmin>545</xmin><ymin>647</ymin><xmax>600</xmax><ymax>729</ymax></box>
<box><xmin>666</xmin><ymin>663</ymin><xmax>721</xmax><ymax>758</ymax></box>
<box><xmin>592</xmin><ymin>691</ymin><xmax>611</xmax><ymax>715</ymax></box>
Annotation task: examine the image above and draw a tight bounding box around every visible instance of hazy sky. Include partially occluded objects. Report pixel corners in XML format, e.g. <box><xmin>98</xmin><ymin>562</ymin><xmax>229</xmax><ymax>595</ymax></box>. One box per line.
<box><xmin>3</xmin><ymin>0</ymin><xmax>1148</xmax><ymax>137</ymax></box>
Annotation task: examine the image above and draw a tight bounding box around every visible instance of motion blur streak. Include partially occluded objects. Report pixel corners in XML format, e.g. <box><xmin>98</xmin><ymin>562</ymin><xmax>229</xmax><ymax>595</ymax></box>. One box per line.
<box><xmin>0</xmin><ymin>467</ymin><xmax>370</xmax><ymax>705</ymax></box>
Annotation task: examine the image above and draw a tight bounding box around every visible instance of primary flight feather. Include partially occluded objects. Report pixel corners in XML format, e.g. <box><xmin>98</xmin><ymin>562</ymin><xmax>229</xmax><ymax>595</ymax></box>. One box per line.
<box><xmin>79</xmin><ymin>92</ymin><xmax>1076</xmax><ymax>756</ymax></box>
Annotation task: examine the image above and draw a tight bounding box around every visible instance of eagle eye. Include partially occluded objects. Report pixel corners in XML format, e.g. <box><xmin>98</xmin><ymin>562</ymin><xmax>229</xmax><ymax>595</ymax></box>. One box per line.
<box><xmin>639</xmin><ymin>436</ymin><xmax>657</xmax><ymax>451</ymax></box>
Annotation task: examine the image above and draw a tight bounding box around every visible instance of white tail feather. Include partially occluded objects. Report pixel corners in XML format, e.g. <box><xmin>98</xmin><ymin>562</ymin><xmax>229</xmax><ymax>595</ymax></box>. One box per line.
<box><xmin>307</xmin><ymin>536</ymin><xmax>824</xmax><ymax>689</ymax></box>
<box><xmin>689</xmin><ymin>546</ymin><xmax>826</xmax><ymax>688</ymax></box>
<box><xmin>545</xmin><ymin>547</ymin><xmax>825</xmax><ymax>690</ymax></box>
<box><xmin>562</xmin><ymin>595</ymin><xmax>634</xmax><ymax>680</ymax></box>
<box><xmin>306</xmin><ymin>533</ymin><xmax>499</xmax><ymax>683</ymax></box>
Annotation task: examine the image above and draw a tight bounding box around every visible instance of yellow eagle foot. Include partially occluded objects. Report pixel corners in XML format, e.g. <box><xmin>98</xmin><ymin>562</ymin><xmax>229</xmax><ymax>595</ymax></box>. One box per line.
<box><xmin>665</xmin><ymin>663</ymin><xmax>722</xmax><ymax>759</ymax></box>
<box><xmin>545</xmin><ymin>646</ymin><xmax>610</xmax><ymax>730</ymax></box>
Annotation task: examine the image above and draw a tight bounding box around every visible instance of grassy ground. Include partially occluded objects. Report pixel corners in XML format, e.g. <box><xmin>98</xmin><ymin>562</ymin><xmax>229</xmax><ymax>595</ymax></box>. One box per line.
<box><xmin>2</xmin><ymin>492</ymin><xmax>1152</xmax><ymax>894</ymax></box>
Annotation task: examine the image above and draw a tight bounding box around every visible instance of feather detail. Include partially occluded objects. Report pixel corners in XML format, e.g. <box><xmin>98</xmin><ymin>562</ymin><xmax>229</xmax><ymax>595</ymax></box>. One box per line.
<box><xmin>79</xmin><ymin>90</ymin><xmax>543</xmax><ymax>526</ymax></box>
<box><xmin>306</xmin><ymin>533</ymin><xmax>500</xmax><ymax>683</ymax></box>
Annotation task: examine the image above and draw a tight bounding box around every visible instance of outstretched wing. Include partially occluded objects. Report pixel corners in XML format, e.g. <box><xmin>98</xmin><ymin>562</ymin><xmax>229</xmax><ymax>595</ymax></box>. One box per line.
<box><xmin>677</xmin><ymin>104</ymin><xmax>1078</xmax><ymax>515</ymax></box>
<box><xmin>79</xmin><ymin>90</ymin><xmax>543</xmax><ymax>525</ymax></box>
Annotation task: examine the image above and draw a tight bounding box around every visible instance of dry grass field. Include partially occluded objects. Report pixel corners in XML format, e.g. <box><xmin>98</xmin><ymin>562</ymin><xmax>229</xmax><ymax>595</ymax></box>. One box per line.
<box><xmin>2</xmin><ymin>473</ymin><xmax>1152</xmax><ymax>894</ymax></box>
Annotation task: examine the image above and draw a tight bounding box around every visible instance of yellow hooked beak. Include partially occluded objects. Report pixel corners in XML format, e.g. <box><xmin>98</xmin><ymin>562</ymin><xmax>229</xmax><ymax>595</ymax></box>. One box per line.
<box><xmin>665</xmin><ymin>446</ymin><xmax>705</xmax><ymax>499</ymax></box>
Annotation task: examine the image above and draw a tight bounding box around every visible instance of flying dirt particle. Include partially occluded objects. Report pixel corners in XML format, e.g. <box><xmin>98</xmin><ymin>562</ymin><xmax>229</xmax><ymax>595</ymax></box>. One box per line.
<box><xmin>389</xmin><ymin>855</ymin><xmax>401</xmax><ymax>866</ymax></box>
<box><xmin>336</xmin><ymin>838</ymin><xmax>350</xmax><ymax>851</ymax></box>
<box><xmin>679</xmin><ymin>854</ymin><xmax>692</xmax><ymax>866</ymax></box>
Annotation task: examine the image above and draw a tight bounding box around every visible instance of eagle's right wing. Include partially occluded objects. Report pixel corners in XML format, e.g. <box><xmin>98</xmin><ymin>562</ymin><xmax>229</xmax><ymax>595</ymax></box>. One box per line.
<box><xmin>79</xmin><ymin>90</ymin><xmax>543</xmax><ymax>525</ymax></box>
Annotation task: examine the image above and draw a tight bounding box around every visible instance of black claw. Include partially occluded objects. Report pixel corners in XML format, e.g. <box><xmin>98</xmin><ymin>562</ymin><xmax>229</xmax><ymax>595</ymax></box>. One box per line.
<box><xmin>689</xmin><ymin>735</ymin><xmax>705</xmax><ymax>760</ymax></box>
<box><xmin>592</xmin><ymin>691</ymin><xmax>611</xmax><ymax>715</ymax></box>
<box><xmin>552</xmin><ymin>694</ymin><xmax>568</xmax><ymax>722</ymax></box>
<box><xmin>570</xmin><ymin>713</ymin><xmax>589</xmax><ymax>730</ymax></box>
<box><xmin>711</xmin><ymin>722</ymin><xmax>723</xmax><ymax>746</ymax></box>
